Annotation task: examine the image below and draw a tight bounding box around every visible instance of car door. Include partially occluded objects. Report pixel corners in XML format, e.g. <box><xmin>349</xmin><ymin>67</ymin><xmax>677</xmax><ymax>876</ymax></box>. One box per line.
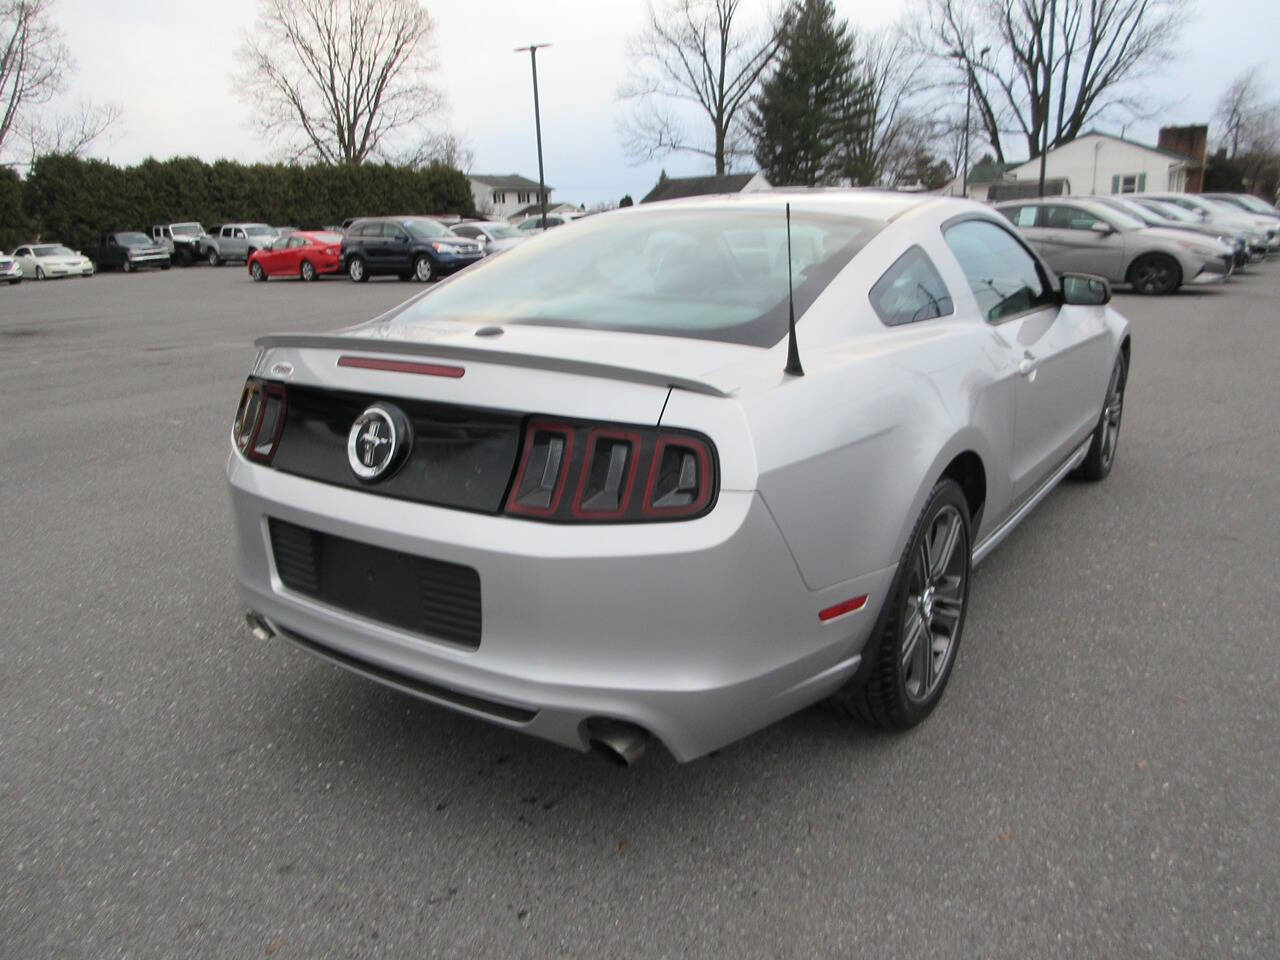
<box><xmin>999</xmin><ymin>204</ymin><xmax>1046</xmax><ymax>252</ymax></box>
<box><xmin>1036</xmin><ymin>204</ymin><xmax>1127</xmax><ymax>281</ymax></box>
<box><xmin>385</xmin><ymin>224</ymin><xmax>412</xmax><ymax>273</ymax></box>
<box><xmin>103</xmin><ymin>236</ymin><xmax>123</xmax><ymax>268</ymax></box>
<box><xmin>13</xmin><ymin>246</ymin><xmax>34</xmax><ymax>275</ymax></box>
<box><xmin>943</xmin><ymin>218</ymin><xmax>1106</xmax><ymax>505</ymax></box>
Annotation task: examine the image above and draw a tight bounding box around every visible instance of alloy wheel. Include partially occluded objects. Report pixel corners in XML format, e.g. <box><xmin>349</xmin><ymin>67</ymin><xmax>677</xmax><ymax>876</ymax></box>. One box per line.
<box><xmin>349</xmin><ymin>258</ymin><xmax>365</xmax><ymax>281</ymax></box>
<box><xmin>414</xmin><ymin>256</ymin><xmax>433</xmax><ymax>282</ymax></box>
<box><xmin>301</xmin><ymin>261</ymin><xmax>315</xmax><ymax>282</ymax></box>
<box><xmin>901</xmin><ymin>505</ymin><xmax>968</xmax><ymax>702</ymax></box>
<box><xmin>1100</xmin><ymin>359</ymin><xmax>1125</xmax><ymax>469</ymax></box>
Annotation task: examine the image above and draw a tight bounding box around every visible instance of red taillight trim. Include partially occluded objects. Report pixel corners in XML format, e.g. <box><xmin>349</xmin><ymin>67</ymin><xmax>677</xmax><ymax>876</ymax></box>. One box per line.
<box><xmin>505</xmin><ymin>420</ymin><xmax>576</xmax><ymax>517</ymax></box>
<box><xmin>819</xmin><ymin>595</ymin><xmax>868</xmax><ymax>622</ymax></box>
<box><xmin>246</xmin><ymin>381</ymin><xmax>287</xmax><ymax>463</ymax></box>
<box><xmin>337</xmin><ymin>355</ymin><xmax>465</xmax><ymax>379</ymax></box>
<box><xmin>640</xmin><ymin>435</ymin><xmax>713</xmax><ymax>518</ymax></box>
<box><xmin>569</xmin><ymin>428</ymin><xmax>643</xmax><ymax>519</ymax></box>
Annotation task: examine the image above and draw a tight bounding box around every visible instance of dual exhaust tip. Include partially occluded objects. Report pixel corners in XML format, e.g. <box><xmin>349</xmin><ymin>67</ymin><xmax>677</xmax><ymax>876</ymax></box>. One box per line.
<box><xmin>246</xmin><ymin>611</ymin><xmax>651</xmax><ymax>766</ymax></box>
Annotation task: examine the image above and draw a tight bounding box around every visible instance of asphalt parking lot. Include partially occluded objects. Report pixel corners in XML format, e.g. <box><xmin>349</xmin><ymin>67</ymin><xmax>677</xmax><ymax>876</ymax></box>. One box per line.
<box><xmin>2</xmin><ymin>263</ymin><xmax>1277</xmax><ymax>958</ymax></box>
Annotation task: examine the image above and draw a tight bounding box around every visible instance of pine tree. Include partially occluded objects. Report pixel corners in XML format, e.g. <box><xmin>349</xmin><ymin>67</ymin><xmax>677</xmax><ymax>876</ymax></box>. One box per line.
<box><xmin>749</xmin><ymin>0</ymin><xmax>874</xmax><ymax>186</ymax></box>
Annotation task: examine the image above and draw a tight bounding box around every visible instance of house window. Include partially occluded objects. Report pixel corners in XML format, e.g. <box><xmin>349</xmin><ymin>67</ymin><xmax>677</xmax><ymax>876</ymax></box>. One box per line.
<box><xmin>1111</xmin><ymin>173</ymin><xmax>1147</xmax><ymax>194</ymax></box>
<box><xmin>492</xmin><ymin>191</ymin><xmax>506</xmax><ymax>204</ymax></box>
<box><xmin>517</xmin><ymin>191</ymin><xmax>528</xmax><ymax>203</ymax></box>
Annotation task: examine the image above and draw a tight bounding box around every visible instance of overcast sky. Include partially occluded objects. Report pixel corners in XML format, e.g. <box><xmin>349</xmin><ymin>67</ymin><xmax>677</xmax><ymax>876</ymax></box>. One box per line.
<box><xmin>53</xmin><ymin>0</ymin><xmax>1279</xmax><ymax>206</ymax></box>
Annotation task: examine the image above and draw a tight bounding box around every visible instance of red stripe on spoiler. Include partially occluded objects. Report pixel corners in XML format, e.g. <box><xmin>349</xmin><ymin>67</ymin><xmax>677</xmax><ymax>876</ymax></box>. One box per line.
<box><xmin>337</xmin><ymin>355</ymin><xmax>465</xmax><ymax>379</ymax></box>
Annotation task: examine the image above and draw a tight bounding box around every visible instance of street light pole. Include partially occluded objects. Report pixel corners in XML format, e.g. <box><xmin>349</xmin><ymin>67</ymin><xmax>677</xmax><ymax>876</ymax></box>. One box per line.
<box><xmin>514</xmin><ymin>43</ymin><xmax>552</xmax><ymax>226</ymax></box>
<box><xmin>1037</xmin><ymin>0</ymin><xmax>1056</xmax><ymax>197</ymax></box>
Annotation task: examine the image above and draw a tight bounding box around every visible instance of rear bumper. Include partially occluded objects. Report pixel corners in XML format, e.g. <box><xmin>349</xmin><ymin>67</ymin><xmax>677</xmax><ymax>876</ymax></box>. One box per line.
<box><xmin>227</xmin><ymin>453</ymin><xmax>892</xmax><ymax>760</ymax></box>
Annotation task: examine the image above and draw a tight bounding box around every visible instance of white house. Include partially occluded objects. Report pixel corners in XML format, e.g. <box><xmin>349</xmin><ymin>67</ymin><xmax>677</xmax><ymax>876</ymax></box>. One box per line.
<box><xmin>640</xmin><ymin>171</ymin><xmax>771</xmax><ymax>203</ymax></box>
<box><xmin>468</xmin><ymin>174</ymin><xmax>552</xmax><ymax>221</ymax></box>
<box><xmin>1003</xmin><ymin>131</ymin><xmax>1190</xmax><ymax>197</ymax></box>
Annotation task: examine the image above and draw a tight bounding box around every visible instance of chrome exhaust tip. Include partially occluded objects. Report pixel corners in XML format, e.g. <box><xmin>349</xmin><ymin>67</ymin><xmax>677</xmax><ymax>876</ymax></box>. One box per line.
<box><xmin>245</xmin><ymin>611</ymin><xmax>275</xmax><ymax>642</ymax></box>
<box><xmin>586</xmin><ymin>719</ymin><xmax>650</xmax><ymax>767</ymax></box>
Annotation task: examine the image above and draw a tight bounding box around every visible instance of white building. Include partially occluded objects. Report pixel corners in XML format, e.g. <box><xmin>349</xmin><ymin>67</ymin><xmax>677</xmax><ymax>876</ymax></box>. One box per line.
<box><xmin>1001</xmin><ymin>131</ymin><xmax>1190</xmax><ymax>198</ymax></box>
<box><xmin>640</xmin><ymin>171</ymin><xmax>771</xmax><ymax>203</ymax></box>
<box><xmin>468</xmin><ymin>174</ymin><xmax>552</xmax><ymax>221</ymax></box>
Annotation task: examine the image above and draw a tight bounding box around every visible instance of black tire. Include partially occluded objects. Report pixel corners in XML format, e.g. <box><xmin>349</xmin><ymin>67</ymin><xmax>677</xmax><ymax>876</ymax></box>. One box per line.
<box><xmin>177</xmin><ymin>247</ymin><xmax>194</xmax><ymax>266</ymax></box>
<box><xmin>1127</xmin><ymin>253</ymin><xmax>1181</xmax><ymax>295</ymax></box>
<box><xmin>347</xmin><ymin>256</ymin><xmax>368</xmax><ymax>282</ymax></box>
<box><xmin>300</xmin><ymin>260</ymin><xmax>316</xmax><ymax>282</ymax></box>
<box><xmin>160</xmin><ymin>262</ymin><xmax>171</xmax><ymax>271</ymax></box>
<box><xmin>121</xmin><ymin>259</ymin><xmax>132</xmax><ymax>273</ymax></box>
<box><xmin>250</xmin><ymin>261</ymin><xmax>267</xmax><ymax>282</ymax></box>
<box><xmin>412</xmin><ymin>254</ymin><xmax>435</xmax><ymax>283</ymax></box>
<box><xmin>206</xmin><ymin>248</ymin><xmax>222</xmax><ymax>266</ymax></box>
<box><xmin>829</xmin><ymin>479</ymin><xmax>972</xmax><ymax>729</ymax></box>
<box><xmin>7</xmin><ymin>278</ymin><xmax>20</xmax><ymax>285</ymax></box>
<box><xmin>35</xmin><ymin>265</ymin><xmax>45</xmax><ymax>280</ymax></box>
<box><xmin>1077</xmin><ymin>352</ymin><xmax>1128</xmax><ymax>482</ymax></box>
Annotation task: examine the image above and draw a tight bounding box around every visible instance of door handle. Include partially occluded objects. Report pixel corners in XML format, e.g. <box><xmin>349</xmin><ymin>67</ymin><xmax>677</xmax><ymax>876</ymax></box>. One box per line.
<box><xmin>1018</xmin><ymin>352</ymin><xmax>1039</xmax><ymax>377</ymax></box>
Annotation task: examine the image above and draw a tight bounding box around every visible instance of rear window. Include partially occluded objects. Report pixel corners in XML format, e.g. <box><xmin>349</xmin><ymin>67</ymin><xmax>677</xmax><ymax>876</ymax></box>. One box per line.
<box><xmin>392</xmin><ymin>208</ymin><xmax>885</xmax><ymax>346</ymax></box>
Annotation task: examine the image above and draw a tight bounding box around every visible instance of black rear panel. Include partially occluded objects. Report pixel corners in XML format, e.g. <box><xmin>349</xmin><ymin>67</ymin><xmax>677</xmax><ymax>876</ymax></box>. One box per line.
<box><xmin>271</xmin><ymin>385</ymin><xmax>522</xmax><ymax>512</ymax></box>
<box><xmin>269</xmin><ymin>518</ymin><xmax>482</xmax><ymax>648</ymax></box>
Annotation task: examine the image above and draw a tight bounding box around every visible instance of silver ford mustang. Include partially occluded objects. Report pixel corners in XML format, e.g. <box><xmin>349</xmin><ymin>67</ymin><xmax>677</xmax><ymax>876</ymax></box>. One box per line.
<box><xmin>228</xmin><ymin>191</ymin><xmax>1131</xmax><ymax>764</ymax></box>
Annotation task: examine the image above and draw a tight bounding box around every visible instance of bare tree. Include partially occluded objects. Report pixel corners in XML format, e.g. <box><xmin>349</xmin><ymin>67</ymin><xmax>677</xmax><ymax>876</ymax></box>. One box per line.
<box><xmin>236</xmin><ymin>0</ymin><xmax>446</xmax><ymax>165</ymax></box>
<box><xmin>916</xmin><ymin>0</ymin><xmax>1188</xmax><ymax>162</ymax></box>
<box><xmin>849</xmin><ymin>26</ymin><xmax>941</xmax><ymax>185</ymax></box>
<box><xmin>2</xmin><ymin>0</ymin><xmax>119</xmax><ymax>163</ymax></box>
<box><xmin>1215</xmin><ymin>66</ymin><xmax>1276</xmax><ymax>159</ymax></box>
<box><xmin>618</xmin><ymin>0</ymin><xmax>784</xmax><ymax>175</ymax></box>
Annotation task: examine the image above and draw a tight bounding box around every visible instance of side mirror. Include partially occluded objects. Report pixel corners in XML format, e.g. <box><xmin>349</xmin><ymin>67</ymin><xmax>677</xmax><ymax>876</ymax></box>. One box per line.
<box><xmin>1060</xmin><ymin>272</ymin><xmax>1112</xmax><ymax>306</ymax></box>
<box><xmin>1089</xmin><ymin>221</ymin><xmax>1113</xmax><ymax>235</ymax></box>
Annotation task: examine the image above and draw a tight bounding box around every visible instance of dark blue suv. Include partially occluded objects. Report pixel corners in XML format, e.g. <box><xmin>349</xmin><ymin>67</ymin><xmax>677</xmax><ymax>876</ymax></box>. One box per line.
<box><xmin>341</xmin><ymin>216</ymin><xmax>483</xmax><ymax>283</ymax></box>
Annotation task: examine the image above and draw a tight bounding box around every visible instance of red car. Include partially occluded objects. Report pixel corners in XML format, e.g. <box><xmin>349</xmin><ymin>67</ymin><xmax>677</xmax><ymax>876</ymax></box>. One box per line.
<box><xmin>247</xmin><ymin>231</ymin><xmax>343</xmax><ymax>282</ymax></box>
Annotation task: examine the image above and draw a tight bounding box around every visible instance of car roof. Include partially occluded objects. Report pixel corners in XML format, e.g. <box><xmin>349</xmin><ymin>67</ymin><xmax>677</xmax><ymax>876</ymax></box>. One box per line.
<box><xmin>636</xmin><ymin>187</ymin><xmax>938</xmax><ymax>222</ymax></box>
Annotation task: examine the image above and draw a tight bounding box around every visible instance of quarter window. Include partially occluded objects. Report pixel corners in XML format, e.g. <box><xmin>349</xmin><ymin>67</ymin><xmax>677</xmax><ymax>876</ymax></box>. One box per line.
<box><xmin>943</xmin><ymin>219</ymin><xmax>1055</xmax><ymax>324</ymax></box>
<box><xmin>869</xmin><ymin>246</ymin><xmax>955</xmax><ymax>327</ymax></box>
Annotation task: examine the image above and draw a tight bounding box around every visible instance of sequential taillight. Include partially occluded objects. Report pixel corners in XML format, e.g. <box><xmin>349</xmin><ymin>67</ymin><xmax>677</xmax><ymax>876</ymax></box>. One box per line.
<box><xmin>504</xmin><ymin>418</ymin><xmax>717</xmax><ymax>523</ymax></box>
<box><xmin>232</xmin><ymin>377</ymin><xmax>287</xmax><ymax>463</ymax></box>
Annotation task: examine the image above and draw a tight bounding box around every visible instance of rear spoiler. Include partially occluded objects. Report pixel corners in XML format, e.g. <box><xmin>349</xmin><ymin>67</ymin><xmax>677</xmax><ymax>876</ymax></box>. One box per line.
<box><xmin>254</xmin><ymin>334</ymin><xmax>733</xmax><ymax>398</ymax></box>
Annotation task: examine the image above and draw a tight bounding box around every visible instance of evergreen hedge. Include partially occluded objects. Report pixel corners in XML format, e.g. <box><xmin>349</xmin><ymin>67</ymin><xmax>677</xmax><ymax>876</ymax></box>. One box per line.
<box><xmin>14</xmin><ymin>155</ymin><xmax>476</xmax><ymax>253</ymax></box>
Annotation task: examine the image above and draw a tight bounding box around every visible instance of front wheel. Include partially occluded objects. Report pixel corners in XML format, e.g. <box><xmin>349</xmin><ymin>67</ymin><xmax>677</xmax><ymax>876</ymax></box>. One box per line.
<box><xmin>300</xmin><ymin>260</ymin><xmax>316</xmax><ymax>282</ymax></box>
<box><xmin>413</xmin><ymin>254</ymin><xmax>435</xmax><ymax>283</ymax></box>
<box><xmin>250</xmin><ymin>261</ymin><xmax>267</xmax><ymax>282</ymax></box>
<box><xmin>1077</xmin><ymin>352</ymin><xmax>1127</xmax><ymax>481</ymax></box>
<box><xmin>206</xmin><ymin>249</ymin><xmax>221</xmax><ymax>266</ymax></box>
<box><xmin>830</xmin><ymin>479</ymin><xmax>972</xmax><ymax>729</ymax></box>
<box><xmin>35</xmin><ymin>265</ymin><xmax>45</xmax><ymax>280</ymax></box>
<box><xmin>177</xmin><ymin>248</ymin><xmax>193</xmax><ymax>266</ymax></box>
<box><xmin>347</xmin><ymin>256</ymin><xmax>368</xmax><ymax>282</ymax></box>
<box><xmin>1127</xmin><ymin>253</ymin><xmax>1181</xmax><ymax>295</ymax></box>
<box><xmin>122</xmin><ymin>259</ymin><xmax>132</xmax><ymax>273</ymax></box>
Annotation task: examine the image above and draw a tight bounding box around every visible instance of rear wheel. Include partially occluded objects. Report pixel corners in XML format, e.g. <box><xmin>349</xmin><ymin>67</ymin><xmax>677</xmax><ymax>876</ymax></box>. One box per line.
<box><xmin>348</xmin><ymin>256</ymin><xmax>368</xmax><ymax>282</ymax></box>
<box><xmin>830</xmin><ymin>479</ymin><xmax>972</xmax><ymax>729</ymax></box>
<box><xmin>1077</xmin><ymin>352</ymin><xmax>1127</xmax><ymax>481</ymax></box>
<box><xmin>300</xmin><ymin>260</ymin><xmax>316</xmax><ymax>282</ymax></box>
<box><xmin>413</xmin><ymin>254</ymin><xmax>435</xmax><ymax>283</ymax></box>
<box><xmin>250</xmin><ymin>261</ymin><xmax>267</xmax><ymax>282</ymax></box>
<box><xmin>1127</xmin><ymin>253</ymin><xmax>1181</xmax><ymax>295</ymax></box>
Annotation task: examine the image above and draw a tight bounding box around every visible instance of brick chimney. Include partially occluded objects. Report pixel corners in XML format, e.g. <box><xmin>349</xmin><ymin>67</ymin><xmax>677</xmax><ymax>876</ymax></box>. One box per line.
<box><xmin>1158</xmin><ymin>125</ymin><xmax>1209</xmax><ymax>193</ymax></box>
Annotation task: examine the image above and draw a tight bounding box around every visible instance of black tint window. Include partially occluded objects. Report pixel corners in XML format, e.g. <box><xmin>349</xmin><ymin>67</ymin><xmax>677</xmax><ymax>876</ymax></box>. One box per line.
<box><xmin>869</xmin><ymin>246</ymin><xmax>954</xmax><ymax>327</ymax></box>
<box><xmin>943</xmin><ymin>219</ymin><xmax>1054</xmax><ymax>324</ymax></box>
<box><xmin>1043</xmin><ymin>205</ymin><xmax>1099</xmax><ymax>230</ymax></box>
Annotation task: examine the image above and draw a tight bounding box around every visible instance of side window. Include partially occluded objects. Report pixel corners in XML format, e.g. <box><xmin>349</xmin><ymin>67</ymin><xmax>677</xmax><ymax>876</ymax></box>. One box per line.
<box><xmin>869</xmin><ymin>246</ymin><xmax>955</xmax><ymax>327</ymax></box>
<box><xmin>16</xmin><ymin>247</ymin><xmax>29</xmax><ymax>256</ymax></box>
<box><xmin>1000</xmin><ymin>205</ymin><xmax>1039</xmax><ymax>228</ymax></box>
<box><xmin>286</xmin><ymin>236</ymin><xmax>306</xmax><ymax>249</ymax></box>
<box><xmin>452</xmin><ymin>226</ymin><xmax>476</xmax><ymax>238</ymax></box>
<box><xmin>943</xmin><ymin>219</ymin><xmax>1055</xmax><ymax>324</ymax></box>
<box><xmin>391</xmin><ymin>226</ymin><xmax>409</xmax><ymax>242</ymax></box>
<box><xmin>234</xmin><ymin>228</ymin><xmax>247</xmax><ymax>239</ymax></box>
<box><xmin>1043</xmin><ymin>204</ymin><xmax>1098</xmax><ymax>230</ymax></box>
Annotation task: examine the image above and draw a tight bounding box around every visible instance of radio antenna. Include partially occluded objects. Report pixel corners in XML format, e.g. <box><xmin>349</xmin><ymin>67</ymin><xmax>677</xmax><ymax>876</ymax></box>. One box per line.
<box><xmin>784</xmin><ymin>202</ymin><xmax>804</xmax><ymax>377</ymax></box>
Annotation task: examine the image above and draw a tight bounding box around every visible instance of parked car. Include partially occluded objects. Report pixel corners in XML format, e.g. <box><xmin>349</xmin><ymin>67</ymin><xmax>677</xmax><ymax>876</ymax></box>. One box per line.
<box><xmin>150</xmin><ymin>223</ymin><xmax>206</xmax><ymax>266</ymax></box>
<box><xmin>200</xmin><ymin>223</ymin><xmax>277</xmax><ymax>265</ymax></box>
<box><xmin>248</xmin><ymin>231</ymin><xmax>344</xmax><ymax>282</ymax></box>
<box><xmin>448</xmin><ymin>220</ymin><xmax>529</xmax><ymax>255</ymax></box>
<box><xmin>1089</xmin><ymin>196</ymin><xmax>1250</xmax><ymax>271</ymax></box>
<box><xmin>228</xmin><ymin>191</ymin><xmax>1131</xmax><ymax>764</ymax></box>
<box><xmin>92</xmin><ymin>233</ymin><xmax>170</xmax><ymax>272</ymax></box>
<box><xmin>513</xmin><ymin>212</ymin><xmax>582</xmax><ymax>233</ymax></box>
<box><xmin>1134</xmin><ymin>193</ymin><xmax>1277</xmax><ymax>255</ymax></box>
<box><xmin>995</xmin><ymin>197</ymin><xmax>1232</xmax><ymax>295</ymax></box>
<box><xmin>1</xmin><ymin>252</ymin><xmax>22</xmax><ymax>284</ymax></box>
<box><xmin>340</xmin><ymin>216</ymin><xmax>483</xmax><ymax>282</ymax></box>
<box><xmin>1202</xmin><ymin>193</ymin><xmax>1280</xmax><ymax>220</ymax></box>
<box><xmin>12</xmin><ymin>242</ymin><xmax>96</xmax><ymax>279</ymax></box>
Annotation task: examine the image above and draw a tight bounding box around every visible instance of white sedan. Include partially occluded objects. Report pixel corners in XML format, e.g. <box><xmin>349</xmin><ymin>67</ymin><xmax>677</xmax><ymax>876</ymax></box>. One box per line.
<box><xmin>11</xmin><ymin>243</ymin><xmax>95</xmax><ymax>280</ymax></box>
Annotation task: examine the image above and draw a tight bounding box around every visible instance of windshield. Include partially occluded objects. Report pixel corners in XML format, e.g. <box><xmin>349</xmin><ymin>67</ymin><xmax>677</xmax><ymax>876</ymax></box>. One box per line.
<box><xmin>34</xmin><ymin>244</ymin><xmax>76</xmax><ymax>256</ymax></box>
<box><xmin>403</xmin><ymin>218</ymin><xmax>453</xmax><ymax>240</ymax></box>
<box><xmin>1105</xmin><ymin>200</ymin><xmax>1161</xmax><ymax>225</ymax></box>
<box><xmin>245</xmin><ymin>226</ymin><xmax>276</xmax><ymax>237</ymax></box>
<box><xmin>485</xmin><ymin>224</ymin><xmax>522</xmax><ymax>239</ymax></box>
<box><xmin>117</xmin><ymin>233</ymin><xmax>151</xmax><ymax>246</ymax></box>
<box><xmin>171</xmin><ymin>223</ymin><xmax>203</xmax><ymax>236</ymax></box>
<box><xmin>1141</xmin><ymin>201</ymin><xmax>1195</xmax><ymax>222</ymax></box>
<box><xmin>1232</xmin><ymin>195</ymin><xmax>1277</xmax><ymax>214</ymax></box>
<box><xmin>393</xmin><ymin>208</ymin><xmax>885</xmax><ymax>346</ymax></box>
<box><xmin>1088</xmin><ymin>203</ymin><xmax>1144</xmax><ymax>230</ymax></box>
